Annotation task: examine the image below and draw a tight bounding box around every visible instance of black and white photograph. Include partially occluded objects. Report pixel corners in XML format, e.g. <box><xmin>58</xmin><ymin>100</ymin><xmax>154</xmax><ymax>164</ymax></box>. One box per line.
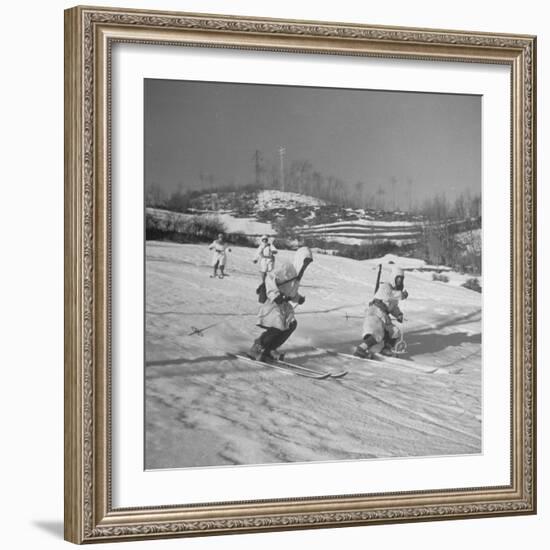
<box><xmin>144</xmin><ymin>78</ymin><xmax>482</xmax><ymax>470</ymax></box>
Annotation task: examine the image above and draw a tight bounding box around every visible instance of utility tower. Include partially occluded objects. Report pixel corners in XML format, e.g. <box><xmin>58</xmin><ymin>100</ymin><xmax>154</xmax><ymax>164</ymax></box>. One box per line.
<box><xmin>279</xmin><ymin>146</ymin><xmax>286</xmax><ymax>191</ymax></box>
<box><xmin>254</xmin><ymin>150</ymin><xmax>262</xmax><ymax>188</ymax></box>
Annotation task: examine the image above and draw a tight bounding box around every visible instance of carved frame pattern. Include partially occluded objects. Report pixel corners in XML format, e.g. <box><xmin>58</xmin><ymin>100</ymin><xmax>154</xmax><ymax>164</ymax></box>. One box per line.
<box><xmin>64</xmin><ymin>6</ymin><xmax>536</xmax><ymax>544</ymax></box>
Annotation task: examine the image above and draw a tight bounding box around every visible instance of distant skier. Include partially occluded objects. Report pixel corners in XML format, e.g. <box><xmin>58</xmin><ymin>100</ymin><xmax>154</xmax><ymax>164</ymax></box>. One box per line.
<box><xmin>253</xmin><ymin>235</ymin><xmax>278</xmax><ymax>283</ymax></box>
<box><xmin>208</xmin><ymin>233</ymin><xmax>231</xmax><ymax>279</ymax></box>
<box><xmin>354</xmin><ymin>265</ymin><xmax>409</xmax><ymax>358</ymax></box>
<box><xmin>249</xmin><ymin>247</ymin><xmax>313</xmax><ymax>362</ymax></box>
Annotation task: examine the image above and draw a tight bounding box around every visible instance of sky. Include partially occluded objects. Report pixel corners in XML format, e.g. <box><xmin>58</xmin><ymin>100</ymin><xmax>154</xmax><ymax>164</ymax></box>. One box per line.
<box><xmin>144</xmin><ymin>78</ymin><xmax>481</xmax><ymax>207</ymax></box>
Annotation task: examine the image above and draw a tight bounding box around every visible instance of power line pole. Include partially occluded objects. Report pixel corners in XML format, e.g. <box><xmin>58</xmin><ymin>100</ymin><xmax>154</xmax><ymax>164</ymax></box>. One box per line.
<box><xmin>407</xmin><ymin>178</ymin><xmax>412</xmax><ymax>212</ymax></box>
<box><xmin>279</xmin><ymin>146</ymin><xmax>285</xmax><ymax>191</ymax></box>
<box><xmin>254</xmin><ymin>150</ymin><xmax>261</xmax><ymax>188</ymax></box>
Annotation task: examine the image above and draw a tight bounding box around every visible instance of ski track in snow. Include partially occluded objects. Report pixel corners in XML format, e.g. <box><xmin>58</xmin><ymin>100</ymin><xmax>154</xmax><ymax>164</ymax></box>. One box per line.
<box><xmin>145</xmin><ymin>241</ymin><xmax>482</xmax><ymax>469</ymax></box>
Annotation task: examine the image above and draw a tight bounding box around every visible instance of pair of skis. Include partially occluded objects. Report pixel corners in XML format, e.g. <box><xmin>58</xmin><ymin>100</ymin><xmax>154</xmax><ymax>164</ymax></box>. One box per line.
<box><xmin>317</xmin><ymin>347</ymin><xmax>462</xmax><ymax>375</ymax></box>
<box><xmin>316</xmin><ymin>347</ymin><xmax>439</xmax><ymax>374</ymax></box>
<box><xmin>230</xmin><ymin>348</ymin><xmax>457</xmax><ymax>379</ymax></box>
<box><xmin>229</xmin><ymin>353</ymin><xmax>348</xmax><ymax>380</ymax></box>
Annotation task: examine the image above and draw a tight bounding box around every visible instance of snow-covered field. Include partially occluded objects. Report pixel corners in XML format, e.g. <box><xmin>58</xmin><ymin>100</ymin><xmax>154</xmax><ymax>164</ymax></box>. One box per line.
<box><xmin>375</xmin><ymin>253</ymin><xmax>483</xmax><ymax>289</ymax></box>
<box><xmin>145</xmin><ymin>242</ymin><xmax>482</xmax><ymax>469</ymax></box>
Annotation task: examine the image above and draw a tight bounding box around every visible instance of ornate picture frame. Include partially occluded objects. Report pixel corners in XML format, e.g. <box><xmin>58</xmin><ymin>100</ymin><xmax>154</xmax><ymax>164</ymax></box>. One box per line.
<box><xmin>64</xmin><ymin>5</ymin><xmax>536</xmax><ymax>544</ymax></box>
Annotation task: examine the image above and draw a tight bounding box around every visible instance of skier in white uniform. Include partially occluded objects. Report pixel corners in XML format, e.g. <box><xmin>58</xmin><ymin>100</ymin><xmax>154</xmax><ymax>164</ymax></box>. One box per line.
<box><xmin>253</xmin><ymin>235</ymin><xmax>278</xmax><ymax>283</ymax></box>
<box><xmin>208</xmin><ymin>233</ymin><xmax>231</xmax><ymax>279</ymax></box>
<box><xmin>354</xmin><ymin>265</ymin><xmax>409</xmax><ymax>358</ymax></box>
<box><xmin>249</xmin><ymin>247</ymin><xmax>313</xmax><ymax>361</ymax></box>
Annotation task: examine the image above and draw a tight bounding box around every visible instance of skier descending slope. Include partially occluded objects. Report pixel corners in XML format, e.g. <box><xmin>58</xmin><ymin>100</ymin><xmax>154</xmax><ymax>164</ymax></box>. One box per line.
<box><xmin>250</xmin><ymin>247</ymin><xmax>313</xmax><ymax>361</ymax></box>
<box><xmin>354</xmin><ymin>265</ymin><xmax>409</xmax><ymax>359</ymax></box>
<box><xmin>253</xmin><ymin>235</ymin><xmax>278</xmax><ymax>283</ymax></box>
<box><xmin>208</xmin><ymin>233</ymin><xmax>231</xmax><ymax>279</ymax></box>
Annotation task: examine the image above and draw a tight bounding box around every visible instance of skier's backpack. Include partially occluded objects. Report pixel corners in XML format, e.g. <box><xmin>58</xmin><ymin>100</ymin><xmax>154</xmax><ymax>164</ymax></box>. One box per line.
<box><xmin>256</xmin><ymin>283</ymin><xmax>267</xmax><ymax>303</ymax></box>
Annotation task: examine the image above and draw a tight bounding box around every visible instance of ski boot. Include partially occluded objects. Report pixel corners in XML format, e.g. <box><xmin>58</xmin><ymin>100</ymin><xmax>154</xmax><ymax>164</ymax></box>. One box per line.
<box><xmin>380</xmin><ymin>346</ymin><xmax>395</xmax><ymax>357</ymax></box>
<box><xmin>268</xmin><ymin>349</ymin><xmax>285</xmax><ymax>362</ymax></box>
<box><xmin>249</xmin><ymin>341</ymin><xmax>268</xmax><ymax>362</ymax></box>
<box><xmin>353</xmin><ymin>343</ymin><xmax>374</xmax><ymax>359</ymax></box>
<box><xmin>381</xmin><ymin>336</ymin><xmax>398</xmax><ymax>357</ymax></box>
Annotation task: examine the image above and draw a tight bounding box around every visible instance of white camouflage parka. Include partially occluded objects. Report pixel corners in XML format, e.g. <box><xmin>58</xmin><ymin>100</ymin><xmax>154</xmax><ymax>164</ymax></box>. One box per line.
<box><xmin>257</xmin><ymin>247</ymin><xmax>312</xmax><ymax>331</ymax></box>
<box><xmin>362</xmin><ymin>266</ymin><xmax>406</xmax><ymax>342</ymax></box>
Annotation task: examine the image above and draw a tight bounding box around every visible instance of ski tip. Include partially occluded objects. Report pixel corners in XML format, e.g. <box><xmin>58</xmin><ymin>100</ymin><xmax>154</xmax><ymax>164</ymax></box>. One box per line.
<box><xmin>232</xmin><ymin>352</ymin><xmax>253</xmax><ymax>359</ymax></box>
<box><xmin>229</xmin><ymin>352</ymin><xmax>253</xmax><ymax>360</ymax></box>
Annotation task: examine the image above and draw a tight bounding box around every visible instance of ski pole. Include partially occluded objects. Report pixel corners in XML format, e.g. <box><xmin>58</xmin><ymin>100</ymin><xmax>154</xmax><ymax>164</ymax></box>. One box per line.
<box><xmin>395</xmin><ymin>319</ymin><xmax>408</xmax><ymax>353</ymax></box>
<box><xmin>374</xmin><ymin>263</ymin><xmax>382</xmax><ymax>294</ymax></box>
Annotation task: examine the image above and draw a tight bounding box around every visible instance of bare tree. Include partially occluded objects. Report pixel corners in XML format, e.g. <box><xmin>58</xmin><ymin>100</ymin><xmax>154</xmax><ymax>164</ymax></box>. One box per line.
<box><xmin>145</xmin><ymin>182</ymin><xmax>166</xmax><ymax>208</ymax></box>
<box><xmin>376</xmin><ymin>185</ymin><xmax>386</xmax><ymax>211</ymax></box>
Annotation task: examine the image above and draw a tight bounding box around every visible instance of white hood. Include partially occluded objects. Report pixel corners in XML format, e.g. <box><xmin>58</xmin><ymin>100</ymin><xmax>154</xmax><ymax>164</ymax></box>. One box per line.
<box><xmin>390</xmin><ymin>265</ymin><xmax>404</xmax><ymax>280</ymax></box>
<box><xmin>270</xmin><ymin>247</ymin><xmax>312</xmax><ymax>287</ymax></box>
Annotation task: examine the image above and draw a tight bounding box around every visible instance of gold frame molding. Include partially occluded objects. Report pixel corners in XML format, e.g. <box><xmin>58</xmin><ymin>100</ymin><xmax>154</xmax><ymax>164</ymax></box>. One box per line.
<box><xmin>64</xmin><ymin>5</ymin><xmax>537</xmax><ymax>544</ymax></box>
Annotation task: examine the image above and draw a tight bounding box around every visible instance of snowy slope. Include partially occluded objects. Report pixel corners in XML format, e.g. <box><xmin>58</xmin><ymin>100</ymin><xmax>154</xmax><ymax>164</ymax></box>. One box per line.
<box><xmin>145</xmin><ymin>242</ymin><xmax>481</xmax><ymax>469</ymax></box>
<box><xmin>147</xmin><ymin>207</ymin><xmax>275</xmax><ymax>236</ymax></box>
<box><xmin>217</xmin><ymin>213</ymin><xmax>275</xmax><ymax>236</ymax></box>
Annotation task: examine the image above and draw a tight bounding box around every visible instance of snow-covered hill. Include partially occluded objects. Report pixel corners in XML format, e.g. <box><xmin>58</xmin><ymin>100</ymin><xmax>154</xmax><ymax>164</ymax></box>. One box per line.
<box><xmin>149</xmin><ymin>189</ymin><xmax>480</xmax><ymax>253</ymax></box>
<box><xmin>148</xmin><ymin>189</ymin><xmax>427</xmax><ymax>245</ymax></box>
<box><xmin>256</xmin><ymin>189</ymin><xmax>326</xmax><ymax>209</ymax></box>
<box><xmin>145</xmin><ymin>242</ymin><xmax>482</xmax><ymax>469</ymax></box>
